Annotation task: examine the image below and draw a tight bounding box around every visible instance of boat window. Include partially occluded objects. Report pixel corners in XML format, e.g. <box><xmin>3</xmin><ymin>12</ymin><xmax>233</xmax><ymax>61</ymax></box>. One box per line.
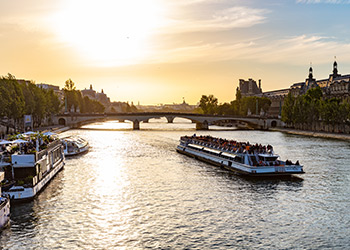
<box><xmin>250</xmin><ymin>156</ymin><xmax>258</xmax><ymax>166</ymax></box>
<box><xmin>234</xmin><ymin>156</ymin><xmax>242</xmax><ymax>163</ymax></box>
<box><xmin>8</xmin><ymin>187</ymin><xmax>25</xmax><ymax>192</ymax></box>
<box><xmin>258</xmin><ymin>156</ymin><xmax>278</xmax><ymax>162</ymax></box>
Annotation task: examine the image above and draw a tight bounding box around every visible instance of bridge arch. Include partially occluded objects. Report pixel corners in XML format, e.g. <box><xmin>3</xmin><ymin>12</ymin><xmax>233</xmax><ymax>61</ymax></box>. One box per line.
<box><xmin>53</xmin><ymin>113</ymin><xmax>281</xmax><ymax>130</ymax></box>
<box><xmin>58</xmin><ymin>118</ymin><xmax>66</xmax><ymax>126</ymax></box>
<box><xmin>271</xmin><ymin>120</ymin><xmax>277</xmax><ymax>128</ymax></box>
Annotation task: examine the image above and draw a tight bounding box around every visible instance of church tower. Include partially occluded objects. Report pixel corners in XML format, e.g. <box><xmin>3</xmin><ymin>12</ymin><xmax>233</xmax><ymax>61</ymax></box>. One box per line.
<box><xmin>332</xmin><ymin>60</ymin><xmax>340</xmax><ymax>78</ymax></box>
<box><xmin>306</xmin><ymin>63</ymin><xmax>316</xmax><ymax>90</ymax></box>
<box><xmin>329</xmin><ymin>58</ymin><xmax>341</xmax><ymax>81</ymax></box>
<box><xmin>308</xmin><ymin>65</ymin><xmax>314</xmax><ymax>80</ymax></box>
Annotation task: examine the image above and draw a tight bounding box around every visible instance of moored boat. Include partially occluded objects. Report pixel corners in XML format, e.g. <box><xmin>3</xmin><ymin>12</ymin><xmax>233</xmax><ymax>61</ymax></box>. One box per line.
<box><xmin>61</xmin><ymin>136</ymin><xmax>89</xmax><ymax>157</ymax></box>
<box><xmin>0</xmin><ymin>133</ymin><xmax>65</xmax><ymax>202</ymax></box>
<box><xmin>177</xmin><ymin>135</ymin><xmax>304</xmax><ymax>177</ymax></box>
<box><xmin>0</xmin><ymin>171</ymin><xmax>10</xmax><ymax>229</ymax></box>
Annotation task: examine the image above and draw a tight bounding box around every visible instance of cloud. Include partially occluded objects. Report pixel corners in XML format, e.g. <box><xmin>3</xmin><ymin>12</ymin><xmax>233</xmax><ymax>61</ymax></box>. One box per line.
<box><xmin>146</xmin><ymin>34</ymin><xmax>350</xmax><ymax>66</ymax></box>
<box><xmin>163</xmin><ymin>6</ymin><xmax>268</xmax><ymax>33</ymax></box>
<box><xmin>296</xmin><ymin>0</ymin><xmax>350</xmax><ymax>3</ymax></box>
<box><xmin>249</xmin><ymin>35</ymin><xmax>350</xmax><ymax>64</ymax></box>
<box><xmin>205</xmin><ymin>7</ymin><xmax>268</xmax><ymax>29</ymax></box>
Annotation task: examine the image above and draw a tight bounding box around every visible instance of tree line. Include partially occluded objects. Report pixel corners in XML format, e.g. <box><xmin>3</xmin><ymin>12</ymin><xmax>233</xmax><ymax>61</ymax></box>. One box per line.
<box><xmin>198</xmin><ymin>90</ymin><xmax>271</xmax><ymax>116</ymax></box>
<box><xmin>281</xmin><ymin>87</ymin><xmax>350</xmax><ymax>131</ymax></box>
<box><xmin>0</xmin><ymin>74</ymin><xmax>61</xmax><ymax>131</ymax></box>
<box><xmin>0</xmin><ymin>75</ymin><xmax>106</xmax><ymax>133</ymax></box>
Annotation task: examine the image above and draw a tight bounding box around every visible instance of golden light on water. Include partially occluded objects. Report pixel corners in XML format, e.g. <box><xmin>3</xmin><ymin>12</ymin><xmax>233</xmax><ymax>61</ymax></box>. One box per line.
<box><xmin>52</xmin><ymin>0</ymin><xmax>164</xmax><ymax>66</ymax></box>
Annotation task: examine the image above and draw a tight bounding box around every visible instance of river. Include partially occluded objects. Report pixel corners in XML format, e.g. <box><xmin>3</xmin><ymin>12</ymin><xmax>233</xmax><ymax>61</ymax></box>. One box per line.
<box><xmin>1</xmin><ymin>119</ymin><xmax>350</xmax><ymax>249</ymax></box>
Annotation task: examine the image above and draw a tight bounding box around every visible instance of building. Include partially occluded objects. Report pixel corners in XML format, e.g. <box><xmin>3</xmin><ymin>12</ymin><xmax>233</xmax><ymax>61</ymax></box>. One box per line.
<box><xmin>290</xmin><ymin>60</ymin><xmax>350</xmax><ymax>99</ymax></box>
<box><xmin>81</xmin><ymin>84</ymin><xmax>97</xmax><ymax>99</ymax></box>
<box><xmin>238</xmin><ymin>78</ymin><xmax>287</xmax><ymax>117</ymax></box>
<box><xmin>37</xmin><ymin>83</ymin><xmax>64</xmax><ymax>101</ymax></box>
<box><xmin>239</xmin><ymin>78</ymin><xmax>262</xmax><ymax>97</ymax></box>
<box><xmin>36</xmin><ymin>83</ymin><xmax>60</xmax><ymax>91</ymax></box>
<box><xmin>81</xmin><ymin>84</ymin><xmax>111</xmax><ymax>105</ymax></box>
<box><xmin>238</xmin><ymin>60</ymin><xmax>350</xmax><ymax>117</ymax></box>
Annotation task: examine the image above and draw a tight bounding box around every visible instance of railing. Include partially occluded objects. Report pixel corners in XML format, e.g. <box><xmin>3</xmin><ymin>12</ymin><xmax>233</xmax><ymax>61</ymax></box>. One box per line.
<box><xmin>36</xmin><ymin>140</ymin><xmax>62</xmax><ymax>161</ymax></box>
<box><xmin>0</xmin><ymin>196</ymin><xmax>9</xmax><ymax>209</ymax></box>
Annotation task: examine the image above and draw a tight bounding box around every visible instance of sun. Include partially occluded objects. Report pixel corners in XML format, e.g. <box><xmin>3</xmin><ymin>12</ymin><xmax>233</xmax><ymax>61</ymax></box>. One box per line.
<box><xmin>52</xmin><ymin>0</ymin><xmax>163</xmax><ymax>66</ymax></box>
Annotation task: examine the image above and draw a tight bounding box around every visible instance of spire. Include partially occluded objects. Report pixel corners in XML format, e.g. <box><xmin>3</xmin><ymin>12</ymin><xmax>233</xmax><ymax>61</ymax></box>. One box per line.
<box><xmin>308</xmin><ymin>62</ymin><xmax>313</xmax><ymax>79</ymax></box>
<box><xmin>90</xmin><ymin>84</ymin><xmax>93</xmax><ymax>90</ymax></box>
<box><xmin>101</xmin><ymin>89</ymin><xmax>104</xmax><ymax>94</ymax></box>
<box><xmin>333</xmin><ymin>56</ymin><xmax>338</xmax><ymax>77</ymax></box>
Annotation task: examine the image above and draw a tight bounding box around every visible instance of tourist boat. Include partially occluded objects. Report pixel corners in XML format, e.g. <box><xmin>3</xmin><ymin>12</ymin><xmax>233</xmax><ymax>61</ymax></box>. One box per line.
<box><xmin>176</xmin><ymin>135</ymin><xmax>304</xmax><ymax>177</ymax></box>
<box><xmin>61</xmin><ymin>136</ymin><xmax>89</xmax><ymax>157</ymax></box>
<box><xmin>0</xmin><ymin>171</ymin><xmax>10</xmax><ymax>229</ymax></box>
<box><xmin>1</xmin><ymin>135</ymin><xmax>65</xmax><ymax>202</ymax></box>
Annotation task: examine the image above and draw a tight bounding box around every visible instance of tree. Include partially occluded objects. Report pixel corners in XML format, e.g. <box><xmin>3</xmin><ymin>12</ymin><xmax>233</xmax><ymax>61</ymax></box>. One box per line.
<box><xmin>199</xmin><ymin>95</ymin><xmax>218</xmax><ymax>114</ymax></box>
<box><xmin>281</xmin><ymin>92</ymin><xmax>295</xmax><ymax>124</ymax></box>
<box><xmin>239</xmin><ymin>96</ymin><xmax>270</xmax><ymax>116</ymax></box>
<box><xmin>292</xmin><ymin>96</ymin><xmax>308</xmax><ymax>125</ymax></box>
<box><xmin>64</xmin><ymin>79</ymin><xmax>76</xmax><ymax>91</ymax></box>
<box><xmin>216</xmin><ymin>102</ymin><xmax>232</xmax><ymax>115</ymax></box>
<box><xmin>4</xmin><ymin>75</ymin><xmax>25</xmax><ymax>129</ymax></box>
<box><xmin>235</xmin><ymin>88</ymin><xmax>242</xmax><ymax>113</ymax></box>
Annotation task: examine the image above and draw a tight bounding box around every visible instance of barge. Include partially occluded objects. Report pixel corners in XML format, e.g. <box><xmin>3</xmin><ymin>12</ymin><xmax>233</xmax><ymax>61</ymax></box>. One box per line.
<box><xmin>0</xmin><ymin>171</ymin><xmax>10</xmax><ymax>229</ymax></box>
<box><xmin>177</xmin><ymin>135</ymin><xmax>304</xmax><ymax>177</ymax></box>
<box><xmin>1</xmin><ymin>134</ymin><xmax>65</xmax><ymax>202</ymax></box>
<box><xmin>61</xmin><ymin>136</ymin><xmax>89</xmax><ymax>157</ymax></box>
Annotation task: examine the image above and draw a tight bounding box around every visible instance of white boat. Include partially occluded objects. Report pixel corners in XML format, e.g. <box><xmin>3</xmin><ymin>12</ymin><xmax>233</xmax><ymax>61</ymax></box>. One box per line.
<box><xmin>1</xmin><ymin>137</ymin><xmax>65</xmax><ymax>202</ymax></box>
<box><xmin>61</xmin><ymin>136</ymin><xmax>89</xmax><ymax>156</ymax></box>
<box><xmin>177</xmin><ymin>135</ymin><xmax>304</xmax><ymax>177</ymax></box>
<box><xmin>0</xmin><ymin>171</ymin><xmax>10</xmax><ymax>229</ymax></box>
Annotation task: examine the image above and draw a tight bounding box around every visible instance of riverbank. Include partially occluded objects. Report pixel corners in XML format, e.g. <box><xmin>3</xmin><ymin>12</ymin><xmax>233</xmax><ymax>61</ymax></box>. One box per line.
<box><xmin>0</xmin><ymin>125</ymin><xmax>70</xmax><ymax>139</ymax></box>
<box><xmin>271</xmin><ymin>127</ymin><xmax>350</xmax><ymax>141</ymax></box>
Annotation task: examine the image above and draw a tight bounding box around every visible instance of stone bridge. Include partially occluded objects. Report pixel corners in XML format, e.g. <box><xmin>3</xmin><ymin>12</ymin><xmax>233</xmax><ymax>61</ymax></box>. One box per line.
<box><xmin>53</xmin><ymin>112</ymin><xmax>283</xmax><ymax>130</ymax></box>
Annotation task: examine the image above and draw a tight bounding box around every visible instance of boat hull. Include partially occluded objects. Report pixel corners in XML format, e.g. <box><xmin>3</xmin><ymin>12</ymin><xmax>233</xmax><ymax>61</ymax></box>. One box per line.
<box><xmin>65</xmin><ymin>145</ymin><xmax>89</xmax><ymax>157</ymax></box>
<box><xmin>177</xmin><ymin>145</ymin><xmax>304</xmax><ymax>177</ymax></box>
<box><xmin>0</xmin><ymin>197</ymin><xmax>10</xmax><ymax>229</ymax></box>
<box><xmin>4</xmin><ymin>160</ymin><xmax>64</xmax><ymax>202</ymax></box>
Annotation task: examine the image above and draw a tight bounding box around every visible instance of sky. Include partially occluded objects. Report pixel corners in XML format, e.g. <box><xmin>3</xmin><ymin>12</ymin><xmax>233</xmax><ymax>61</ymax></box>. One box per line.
<box><xmin>1</xmin><ymin>0</ymin><xmax>350</xmax><ymax>105</ymax></box>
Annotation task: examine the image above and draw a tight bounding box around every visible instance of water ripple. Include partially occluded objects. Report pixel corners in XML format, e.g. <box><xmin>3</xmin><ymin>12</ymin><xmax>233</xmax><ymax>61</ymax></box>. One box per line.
<box><xmin>1</xmin><ymin>127</ymin><xmax>350</xmax><ymax>249</ymax></box>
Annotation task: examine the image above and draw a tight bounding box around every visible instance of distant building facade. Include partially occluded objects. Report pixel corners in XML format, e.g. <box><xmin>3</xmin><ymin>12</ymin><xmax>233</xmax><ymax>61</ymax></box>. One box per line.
<box><xmin>37</xmin><ymin>83</ymin><xmax>60</xmax><ymax>91</ymax></box>
<box><xmin>238</xmin><ymin>60</ymin><xmax>350</xmax><ymax>117</ymax></box>
<box><xmin>239</xmin><ymin>78</ymin><xmax>262</xmax><ymax>97</ymax></box>
<box><xmin>17</xmin><ymin>80</ymin><xmax>64</xmax><ymax>103</ymax></box>
<box><xmin>81</xmin><ymin>84</ymin><xmax>110</xmax><ymax>106</ymax></box>
<box><xmin>290</xmin><ymin>60</ymin><xmax>350</xmax><ymax>99</ymax></box>
<box><xmin>138</xmin><ymin>99</ymin><xmax>197</xmax><ymax>113</ymax></box>
<box><xmin>238</xmin><ymin>78</ymin><xmax>287</xmax><ymax>117</ymax></box>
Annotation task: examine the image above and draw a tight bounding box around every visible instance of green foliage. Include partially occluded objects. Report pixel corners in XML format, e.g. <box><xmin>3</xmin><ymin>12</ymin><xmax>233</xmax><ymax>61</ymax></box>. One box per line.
<box><xmin>240</xmin><ymin>96</ymin><xmax>271</xmax><ymax>116</ymax></box>
<box><xmin>64</xmin><ymin>78</ymin><xmax>76</xmax><ymax>91</ymax></box>
<box><xmin>198</xmin><ymin>94</ymin><xmax>271</xmax><ymax>116</ymax></box>
<box><xmin>64</xmin><ymin>79</ymin><xmax>105</xmax><ymax>114</ymax></box>
<box><xmin>199</xmin><ymin>95</ymin><xmax>218</xmax><ymax>114</ymax></box>
<box><xmin>320</xmin><ymin>98</ymin><xmax>347</xmax><ymax>125</ymax></box>
<box><xmin>281</xmin><ymin>86</ymin><xmax>350</xmax><ymax>127</ymax></box>
<box><xmin>0</xmin><ymin>74</ymin><xmax>62</xmax><ymax>128</ymax></box>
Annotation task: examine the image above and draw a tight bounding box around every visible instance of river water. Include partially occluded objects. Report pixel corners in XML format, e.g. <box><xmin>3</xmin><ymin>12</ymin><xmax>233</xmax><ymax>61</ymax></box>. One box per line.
<box><xmin>1</xmin><ymin>119</ymin><xmax>350</xmax><ymax>249</ymax></box>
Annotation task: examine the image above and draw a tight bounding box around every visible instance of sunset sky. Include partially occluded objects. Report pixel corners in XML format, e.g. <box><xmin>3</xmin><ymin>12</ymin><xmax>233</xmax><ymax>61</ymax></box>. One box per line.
<box><xmin>1</xmin><ymin>0</ymin><xmax>350</xmax><ymax>104</ymax></box>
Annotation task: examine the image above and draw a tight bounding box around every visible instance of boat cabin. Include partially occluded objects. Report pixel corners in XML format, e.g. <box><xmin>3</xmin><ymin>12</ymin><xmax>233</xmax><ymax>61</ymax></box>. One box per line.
<box><xmin>258</xmin><ymin>154</ymin><xmax>279</xmax><ymax>164</ymax></box>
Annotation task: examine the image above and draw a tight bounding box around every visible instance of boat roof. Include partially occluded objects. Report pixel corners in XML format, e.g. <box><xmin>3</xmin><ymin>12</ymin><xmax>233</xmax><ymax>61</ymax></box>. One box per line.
<box><xmin>188</xmin><ymin>144</ymin><xmax>204</xmax><ymax>150</ymax></box>
<box><xmin>203</xmin><ymin>147</ymin><xmax>222</xmax><ymax>154</ymax></box>
<box><xmin>258</xmin><ymin>153</ymin><xmax>279</xmax><ymax>158</ymax></box>
<box><xmin>221</xmin><ymin>152</ymin><xmax>236</xmax><ymax>158</ymax></box>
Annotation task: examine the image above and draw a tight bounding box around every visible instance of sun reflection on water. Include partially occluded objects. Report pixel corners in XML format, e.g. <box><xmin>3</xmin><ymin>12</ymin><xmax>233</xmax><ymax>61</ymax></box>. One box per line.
<box><xmin>84</xmin><ymin>131</ymin><xmax>136</xmax><ymax>247</ymax></box>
